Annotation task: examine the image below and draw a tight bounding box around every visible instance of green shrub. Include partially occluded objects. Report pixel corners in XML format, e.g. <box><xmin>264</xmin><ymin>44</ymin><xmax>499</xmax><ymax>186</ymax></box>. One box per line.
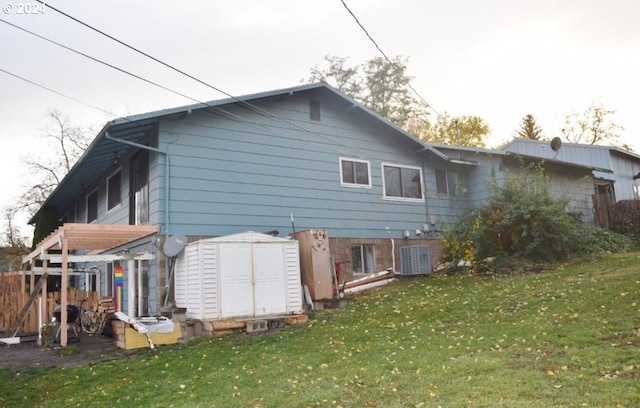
<box><xmin>444</xmin><ymin>160</ymin><xmax>633</xmax><ymax>264</ymax></box>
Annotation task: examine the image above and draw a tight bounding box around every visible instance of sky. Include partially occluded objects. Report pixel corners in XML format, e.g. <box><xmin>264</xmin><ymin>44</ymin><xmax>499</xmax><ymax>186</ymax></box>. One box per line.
<box><xmin>1</xmin><ymin>0</ymin><xmax>639</xmax><ymax>242</ymax></box>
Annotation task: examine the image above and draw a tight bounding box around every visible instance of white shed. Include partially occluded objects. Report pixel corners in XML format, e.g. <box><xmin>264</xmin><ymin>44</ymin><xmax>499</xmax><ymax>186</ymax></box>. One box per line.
<box><xmin>174</xmin><ymin>231</ymin><xmax>303</xmax><ymax>320</ymax></box>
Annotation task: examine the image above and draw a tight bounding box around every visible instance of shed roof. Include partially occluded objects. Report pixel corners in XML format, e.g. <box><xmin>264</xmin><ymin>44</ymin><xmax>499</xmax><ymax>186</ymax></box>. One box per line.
<box><xmin>202</xmin><ymin>231</ymin><xmax>294</xmax><ymax>244</ymax></box>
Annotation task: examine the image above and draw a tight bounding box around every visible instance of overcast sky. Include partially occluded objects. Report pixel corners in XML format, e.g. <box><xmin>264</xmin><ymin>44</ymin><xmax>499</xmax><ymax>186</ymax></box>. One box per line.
<box><xmin>1</xmin><ymin>0</ymin><xmax>639</xmax><ymax>241</ymax></box>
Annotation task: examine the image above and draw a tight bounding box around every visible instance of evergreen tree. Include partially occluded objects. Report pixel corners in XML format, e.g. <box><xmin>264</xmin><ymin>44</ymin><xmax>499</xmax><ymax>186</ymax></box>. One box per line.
<box><xmin>516</xmin><ymin>114</ymin><xmax>543</xmax><ymax>140</ymax></box>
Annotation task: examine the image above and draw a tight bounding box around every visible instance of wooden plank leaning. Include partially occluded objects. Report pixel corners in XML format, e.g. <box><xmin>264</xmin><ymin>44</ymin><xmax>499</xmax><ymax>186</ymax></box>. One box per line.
<box><xmin>8</xmin><ymin>272</ymin><xmax>48</xmax><ymax>338</ymax></box>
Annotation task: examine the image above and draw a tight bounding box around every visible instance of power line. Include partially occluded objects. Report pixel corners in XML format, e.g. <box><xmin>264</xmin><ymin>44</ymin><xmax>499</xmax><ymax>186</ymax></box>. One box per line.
<box><xmin>0</xmin><ymin>18</ymin><xmax>205</xmax><ymax>108</ymax></box>
<box><xmin>338</xmin><ymin>0</ymin><xmax>441</xmax><ymax>116</ymax></box>
<box><xmin>0</xmin><ymin>67</ymin><xmax>120</xmax><ymax>118</ymax></box>
<box><xmin>34</xmin><ymin>0</ymin><xmax>338</xmax><ymax>139</ymax></box>
<box><xmin>1</xmin><ymin>66</ymin><xmax>348</xmax><ymax>156</ymax></box>
<box><xmin>2</xmin><ymin>15</ymin><xmax>346</xmax><ymax>150</ymax></box>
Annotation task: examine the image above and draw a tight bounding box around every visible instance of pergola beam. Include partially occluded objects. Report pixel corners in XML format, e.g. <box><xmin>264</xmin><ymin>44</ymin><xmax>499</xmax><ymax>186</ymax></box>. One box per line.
<box><xmin>21</xmin><ymin>223</ymin><xmax>158</xmax><ymax>347</ymax></box>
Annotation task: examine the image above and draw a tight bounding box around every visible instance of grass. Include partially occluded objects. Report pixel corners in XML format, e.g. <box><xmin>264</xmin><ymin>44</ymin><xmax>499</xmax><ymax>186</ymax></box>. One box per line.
<box><xmin>1</xmin><ymin>252</ymin><xmax>639</xmax><ymax>407</ymax></box>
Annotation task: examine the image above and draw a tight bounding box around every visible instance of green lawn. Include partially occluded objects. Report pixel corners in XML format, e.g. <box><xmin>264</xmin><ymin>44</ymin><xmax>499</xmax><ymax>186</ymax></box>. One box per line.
<box><xmin>2</xmin><ymin>252</ymin><xmax>639</xmax><ymax>407</ymax></box>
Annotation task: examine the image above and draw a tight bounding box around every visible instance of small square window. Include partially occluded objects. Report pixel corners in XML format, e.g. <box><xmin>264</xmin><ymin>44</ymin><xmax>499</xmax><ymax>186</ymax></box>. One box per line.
<box><xmin>435</xmin><ymin>169</ymin><xmax>459</xmax><ymax>196</ymax></box>
<box><xmin>340</xmin><ymin>158</ymin><xmax>371</xmax><ymax>188</ymax></box>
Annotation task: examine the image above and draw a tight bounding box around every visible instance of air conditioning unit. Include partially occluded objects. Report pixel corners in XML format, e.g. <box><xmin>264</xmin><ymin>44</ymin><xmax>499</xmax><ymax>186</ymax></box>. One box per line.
<box><xmin>399</xmin><ymin>246</ymin><xmax>431</xmax><ymax>275</ymax></box>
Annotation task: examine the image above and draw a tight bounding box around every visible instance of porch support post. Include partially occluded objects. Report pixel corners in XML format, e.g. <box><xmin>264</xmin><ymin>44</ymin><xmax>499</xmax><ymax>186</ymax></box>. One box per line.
<box><xmin>127</xmin><ymin>259</ymin><xmax>135</xmax><ymax>317</ymax></box>
<box><xmin>61</xmin><ymin>238</ymin><xmax>69</xmax><ymax>347</ymax></box>
<box><xmin>38</xmin><ymin>260</ymin><xmax>48</xmax><ymax>346</ymax></box>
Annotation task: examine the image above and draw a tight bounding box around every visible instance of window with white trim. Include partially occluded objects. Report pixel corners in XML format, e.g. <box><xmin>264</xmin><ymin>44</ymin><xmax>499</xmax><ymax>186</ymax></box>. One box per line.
<box><xmin>340</xmin><ymin>158</ymin><xmax>371</xmax><ymax>188</ymax></box>
<box><xmin>382</xmin><ymin>163</ymin><xmax>423</xmax><ymax>201</ymax></box>
<box><xmin>352</xmin><ymin>244</ymin><xmax>375</xmax><ymax>274</ymax></box>
<box><xmin>107</xmin><ymin>169</ymin><xmax>122</xmax><ymax>211</ymax></box>
<box><xmin>86</xmin><ymin>189</ymin><xmax>98</xmax><ymax>223</ymax></box>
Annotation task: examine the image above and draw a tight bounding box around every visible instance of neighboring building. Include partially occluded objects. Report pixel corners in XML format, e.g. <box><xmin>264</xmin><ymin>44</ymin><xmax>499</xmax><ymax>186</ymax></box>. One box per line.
<box><xmin>429</xmin><ymin>143</ymin><xmax>597</xmax><ymax>225</ymax></box>
<box><xmin>504</xmin><ymin>138</ymin><xmax>640</xmax><ymax>203</ymax></box>
<box><xmin>23</xmin><ymin>84</ymin><xmax>606</xmax><ymax>318</ymax></box>
<box><xmin>503</xmin><ymin>138</ymin><xmax>640</xmax><ymax>226</ymax></box>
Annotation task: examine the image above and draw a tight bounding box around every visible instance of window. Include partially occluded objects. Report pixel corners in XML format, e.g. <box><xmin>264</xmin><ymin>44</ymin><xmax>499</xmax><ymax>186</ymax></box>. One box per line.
<box><xmin>382</xmin><ymin>163</ymin><xmax>423</xmax><ymax>201</ymax></box>
<box><xmin>352</xmin><ymin>244</ymin><xmax>375</xmax><ymax>274</ymax></box>
<box><xmin>340</xmin><ymin>158</ymin><xmax>371</xmax><ymax>188</ymax></box>
<box><xmin>310</xmin><ymin>99</ymin><xmax>320</xmax><ymax>121</ymax></box>
<box><xmin>107</xmin><ymin>169</ymin><xmax>122</xmax><ymax>211</ymax></box>
<box><xmin>105</xmin><ymin>263</ymin><xmax>114</xmax><ymax>297</ymax></box>
<box><xmin>86</xmin><ymin>189</ymin><xmax>98</xmax><ymax>223</ymax></box>
<box><xmin>130</xmin><ymin>149</ymin><xmax>149</xmax><ymax>225</ymax></box>
<box><xmin>435</xmin><ymin>169</ymin><xmax>459</xmax><ymax>196</ymax></box>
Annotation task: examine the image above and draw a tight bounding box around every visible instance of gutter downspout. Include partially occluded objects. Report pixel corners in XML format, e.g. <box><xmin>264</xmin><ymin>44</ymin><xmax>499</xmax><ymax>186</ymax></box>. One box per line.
<box><xmin>105</xmin><ymin>131</ymin><xmax>170</xmax><ymax>236</ymax></box>
<box><xmin>390</xmin><ymin>238</ymin><xmax>395</xmax><ymax>272</ymax></box>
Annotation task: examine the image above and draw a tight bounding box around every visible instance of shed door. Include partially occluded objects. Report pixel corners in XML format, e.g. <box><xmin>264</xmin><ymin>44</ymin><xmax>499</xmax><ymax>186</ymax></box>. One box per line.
<box><xmin>219</xmin><ymin>243</ymin><xmax>254</xmax><ymax>318</ymax></box>
<box><xmin>253</xmin><ymin>244</ymin><xmax>287</xmax><ymax>316</ymax></box>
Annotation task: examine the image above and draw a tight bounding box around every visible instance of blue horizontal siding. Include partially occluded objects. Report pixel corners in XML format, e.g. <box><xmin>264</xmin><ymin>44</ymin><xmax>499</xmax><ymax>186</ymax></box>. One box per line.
<box><xmin>155</xmin><ymin>93</ymin><xmax>434</xmax><ymax>238</ymax></box>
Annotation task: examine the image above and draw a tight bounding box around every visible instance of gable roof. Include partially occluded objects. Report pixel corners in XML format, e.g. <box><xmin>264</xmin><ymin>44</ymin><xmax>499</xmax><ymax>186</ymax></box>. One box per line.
<box><xmin>32</xmin><ymin>82</ymin><xmax>433</xmax><ymax>224</ymax></box>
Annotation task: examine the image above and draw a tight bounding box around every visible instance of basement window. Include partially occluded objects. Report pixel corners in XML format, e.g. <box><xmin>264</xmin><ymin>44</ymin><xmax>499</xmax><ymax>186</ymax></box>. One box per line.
<box><xmin>352</xmin><ymin>244</ymin><xmax>375</xmax><ymax>274</ymax></box>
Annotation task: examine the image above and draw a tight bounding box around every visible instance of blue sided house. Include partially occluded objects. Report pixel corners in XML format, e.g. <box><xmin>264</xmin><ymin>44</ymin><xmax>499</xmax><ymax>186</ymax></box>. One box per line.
<box><xmin>23</xmin><ymin>83</ymin><xmax>604</xmax><ymax>338</ymax></box>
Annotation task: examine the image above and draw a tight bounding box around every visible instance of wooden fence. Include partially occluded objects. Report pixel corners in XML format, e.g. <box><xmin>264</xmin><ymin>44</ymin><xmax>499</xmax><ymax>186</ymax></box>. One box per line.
<box><xmin>0</xmin><ymin>272</ymin><xmax>99</xmax><ymax>336</ymax></box>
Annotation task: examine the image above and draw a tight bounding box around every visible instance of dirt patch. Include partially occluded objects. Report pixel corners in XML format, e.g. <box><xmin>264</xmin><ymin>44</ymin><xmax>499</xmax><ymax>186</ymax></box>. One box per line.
<box><xmin>0</xmin><ymin>336</ymin><xmax>129</xmax><ymax>370</ymax></box>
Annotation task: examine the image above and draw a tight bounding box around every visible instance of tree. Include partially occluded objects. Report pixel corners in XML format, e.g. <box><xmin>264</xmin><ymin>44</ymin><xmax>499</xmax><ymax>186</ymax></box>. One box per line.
<box><xmin>516</xmin><ymin>114</ymin><xmax>543</xmax><ymax>140</ymax></box>
<box><xmin>561</xmin><ymin>101</ymin><xmax>623</xmax><ymax>145</ymax></box>
<box><xmin>0</xmin><ymin>208</ymin><xmax>28</xmax><ymax>271</ymax></box>
<box><xmin>308</xmin><ymin>56</ymin><xmax>362</xmax><ymax>98</ymax></box>
<box><xmin>307</xmin><ymin>55</ymin><xmax>429</xmax><ymax>130</ymax></box>
<box><xmin>4</xmin><ymin>110</ymin><xmax>91</xmax><ymax>250</ymax></box>
<box><xmin>419</xmin><ymin>112</ymin><xmax>489</xmax><ymax>148</ymax></box>
<box><xmin>17</xmin><ymin>110</ymin><xmax>91</xmax><ymax>218</ymax></box>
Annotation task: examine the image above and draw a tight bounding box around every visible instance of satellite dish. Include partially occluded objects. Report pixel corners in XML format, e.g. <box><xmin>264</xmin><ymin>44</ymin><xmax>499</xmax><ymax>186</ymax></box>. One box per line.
<box><xmin>550</xmin><ymin>137</ymin><xmax>562</xmax><ymax>152</ymax></box>
<box><xmin>163</xmin><ymin>235</ymin><xmax>187</xmax><ymax>257</ymax></box>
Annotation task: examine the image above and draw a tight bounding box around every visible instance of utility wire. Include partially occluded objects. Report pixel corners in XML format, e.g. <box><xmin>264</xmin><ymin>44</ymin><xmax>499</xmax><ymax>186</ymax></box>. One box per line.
<box><xmin>0</xmin><ymin>67</ymin><xmax>120</xmax><ymax>118</ymax></box>
<box><xmin>2</xmin><ymin>16</ymin><xmax>346</xmax><ymax>150</ymax></box>
<box><xmin>34</xmin><ymin>0</ymin><xmax>338</xmax><ymax>139</ymax></box>
<box><xmin>338</xmin><ymin>0</ymin><xmax>441</xmax><ymax>116</ymax></box>
<box><xmin>0</xmin><ymin>18</ymin><xmax>206</xmax><ymax>108</ymax></box>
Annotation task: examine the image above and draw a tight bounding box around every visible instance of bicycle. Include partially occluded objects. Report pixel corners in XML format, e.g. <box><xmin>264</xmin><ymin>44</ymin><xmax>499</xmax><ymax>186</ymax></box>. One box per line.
<box><xmin>77</xmin><ymin>298</ymin><xmax>101</xmax><ymax>334</ymax></box>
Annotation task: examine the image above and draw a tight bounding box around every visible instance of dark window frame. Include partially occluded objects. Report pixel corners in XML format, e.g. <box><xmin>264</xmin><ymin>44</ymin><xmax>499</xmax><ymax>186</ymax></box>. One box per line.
<box><xmin>86</xmin><ymin>189</ymin><xmax>98</xmax><ymax>223</ymax></box>
<box><xmin>107</xmin><ymin>169</ymin><xmax>122</xmax><ymax>211</ymax></box>
<box><xmin>310</xmin><ymin>99</ymin><xmax>321</xmax><ymax>121</ymax></box>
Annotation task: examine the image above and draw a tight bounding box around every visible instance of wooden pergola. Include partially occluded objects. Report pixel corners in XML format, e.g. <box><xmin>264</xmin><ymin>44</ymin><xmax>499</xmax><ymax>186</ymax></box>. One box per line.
<box><xmin>22</xmin><ymin>223</ymin><xmax>158</xmax><ymax>347</ymax></box>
